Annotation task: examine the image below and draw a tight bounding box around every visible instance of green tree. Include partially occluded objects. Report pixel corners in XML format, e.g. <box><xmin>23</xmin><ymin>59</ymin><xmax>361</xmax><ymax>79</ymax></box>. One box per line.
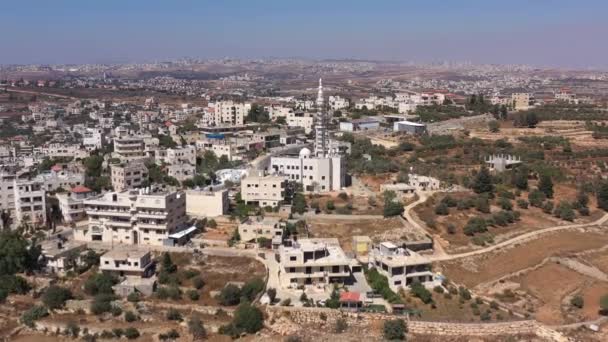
<box><xmin>42</xmin><ymin>285</ymin><xmax>72</xmax><ymax>310</ymax></box>
<box><xmin>220</xmin><ymin>301</ymin><xmax>264</xmax><ymax>337</ymax></box>
<box><xmin>597</xmin><ymin>182</ymin><xmax>608</xmax><ymax>211</ymax></box>
<box><xmin>538</xmin><ymin>174</ymin><xmax>554</xmax><ymax>198</ymax></box>
<box><xmin>188</xmin><ymin>314</ymin><xmax>207</xmax><ymax>340</ymax></box>
<box><xmin>472</xmin><ymin>167</ymin><xmax>494</xmax><ymax>195</ymax></box>
<box><xmin>218</xmin><ymin>284</ymin><xmax>242</xmax><ymax>306</ymax></box>
<box><xmin>383</xmin><ymin>319</ymin><xmax>407</xmax><ymax>340</ymax></box>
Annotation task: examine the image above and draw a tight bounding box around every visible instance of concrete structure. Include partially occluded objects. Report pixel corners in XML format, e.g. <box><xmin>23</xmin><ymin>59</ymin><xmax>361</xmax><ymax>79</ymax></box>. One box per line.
<box><xmin>213</xmin><ymin>101</ymin><xmax>251</xmax><ymax>126</ymax></box>
<box><xmin>270</xmin><ymin>148</ymin><xmax>345</xmax><ymax>193</ymax></box>
<box><xmin>83</xmin><ymin>127</ymin><xmax>104</xmax><ymax>151</ymax></box>
<box><xmin>328</xmin><ymin>95</ymin><xmax>349</xmax><ymax>110</ymax></box>
<box><xmin>40</xmin><ymin>239</ymin><xmax>87</xmax><ymax>274</ymax></box>
<box><xmin>166</xmin><ymin>162</ymin><xmax>195</xmax><ymax>182</ymax></box>
<box><xmin>278</xmin><ymin>238</ymin><xmax>355</xmax><ymax>287</ymax></box>
<box><xmin>380</xmin><ymin>183</ymin><xmax>416</xmax><ymax>197</ymax></box>
<box><xmin>14</xmin><ymin>179</ymin><xmax>47</xmax><ymax>227</ymax></box>
<box><xmin>369</xmin><ymin>242</ymin><xmax>434</xmax><ymax>291</ymax></box>
<box><xmin>113</xmin><ymin>135</ymin><xmax>147</xmax><ymax>161</ymax></box>
<box><xmin>111</xmin><ymin>161</ymin><xmax>148</xmax><ymax>192</ymax></box>
<box><xmin>160</xmin><ymin>146</ymin><xmax>196</xmax><ymax>165</ymax></box>
<box><xmin>393</xmin><ymin>120</ymin><xmax>427</xmax><ymax>134</ymax></box>
<box><xmin>485</xmin><ymin>154</ymin><xmax>522</xmax><ymax>172</ymax></box>
<box><xmin>241</xmin><ymin>174</ymin><xmax>287</xmax><ymax>207</ymax></box>
<box><xmin>352</xmin><ymin>235</ymin><xmax>372</xmax><ymax>257</ymax></box>
<box><xmin>56</xmin><ymin>185</ymin><xmax>95</xmax><ymax>223</ymax></box>
<box><xmin>286</xmin><ymin>112</ymin><xmax>314</xmax><ymax>134</ymax></box>
<box><xmin>100</xmin><ymin>249</ymin><xmax>155</xmax><ymax>278</ymax></box>
<box><xmin>238</xmin><ymin>216</ymin><xmax>284</xmax><ymax>243</ymax></box>
<box><xmin>339</xmin><ymin>118</ymin><xmax>381</xmax><ymax>132</ymax></box>
<box><xmin>185</xmin><ymin>188</ymin><xmax>228</xmax><ymax>218</ymax></box>
<box><xmin>37</xmin><ymin>165</ymin><xmax>85</xmax><ymax>192</ymax></box>
<box><xmin>511</xmin><ymin>93</ymin><xmax>531</xmax><ymax>111</ymax></box>
<box><xmin>77</xmin><ymin>188</ymin><xmax>187</xmax><ymax>246</ymax></box>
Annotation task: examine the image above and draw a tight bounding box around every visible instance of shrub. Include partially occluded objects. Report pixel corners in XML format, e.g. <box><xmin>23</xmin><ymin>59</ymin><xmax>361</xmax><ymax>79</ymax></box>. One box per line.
<box><xmin>480</xmin><ymin>310</ymin><xmax>491</xmax><ymax>321</ymax></box>
<box><xmin>570</xmin><ymin>295</ymin><xmax>584</xmax><ymax>309</ymax></box>
<box><xmin>111</xmin><ymin>305</ymin><xmax>123</xmax><ymax>316</ymax></box>
<box><xmin>241</xmin><ymin>277</ymin><xmax>265</xmax><ymax>302</ymax></box>
<box><xmin>498</xmin><ymin>197</ymin><xmax>513</xmax><ymax>211</ymax></box>
<box><xmin>192</xmin><ymin>277</ymin><xmax>205</xmax><ymax>289</ymax></box>
<box><xmin>435</xmin><ymin>202</ymin><xmax>449</xmax><ymax>215</ymax></box>
<box><xmin>490</xmin><ymin>301</ymin><xmax>500</xmax><ymax>310</ymax></box>
<box><xmin>218</xmin><ymin>284</ymin><xmax>242</xmax><ymax>306</ymax></box>
<box><xmin>433</xmin><ymin>286</ymin><xmax>444</xmax><ymax>294</ymax></box>
<box><xmin>554</xmin><ymin>201</ymin><xmax>576</xmax><ymax>221</ymax></box>
<box><xmin>83</xmin><ymin>273</ymin><xmax>118</xmax><ymax>296</ymax></box>
<box><xmin>517</xmin><ymin>199</ymin><xmax>529</xmax><ymax>209</ymax></box>
<box><xmin>266</xmin><ymin>288</ymin><xmax>277</xmax><ymax>303</ymax></box>
<box><xmin>91</xmin><ymin>293</ymin><xmax>116</xmax><ymax>315</ymax></box>
<box><xmin>166</xmin><ymin>308</ymin><xmax>182</xmax><ymax>321</ymax></box>
<box><xmin>21</xmin><ymin>305</ymin><xmax>48</xmax><ymax>327</ymax></box>
<box><xmin>410</xmin><ymin>281</ymin><xmax>433</xmax><ymax>304</ymax></box>
<box><xmin>66</xmin><ymin>321</ymin><xmax>80</xmax><ymax>338</ymax></box>
<box><xmin>475</xmin><ymin>196</ymin><xmax>490</xmax><ymax>213</ymax></box>
<box><xmin>188</xmin><ymin>314</ymin><xmax>207</xmax><ymax>340</ymax></box>
<box><xmin>124</xmin><ymin>327</ymin><xmax>140</xmax><ymax>340</ymax></box>
<box><xmin>335</xmin><ymin>317</ymin><xmax>348</xmax><ymax>333</ymax></box>
<box><xmin>383</xmin><ymin>319</ymin><xmax>407</xmax><ymax>340</ymax></box>
<box><xmin>112</xmin><ymin>328</ymin><xmax>124</xmax><ymax>338</ymax></box>
<box><xmin>326</xmin><ymin>200</ymin><xmax>335</xmax><ymax>211</ymax></box>
<box><xmin>281</xmin><ymin>298</ymin><xmax>291</xmax><ymax>306</ymax></box>
<box><xmin>446</xmin><ymin>223</ymin><xmax>456</xmax><ymax>234</ymax></box>
<box><xmin>188</xmin><ymin>289</ymin><xmax>200</xmax><ymax>301</ymax></box>
<box><xmin>365</xmin><ymin>268</ymin><xmax>402</xmax><ymax>304</ymax></box>
<box><xmin>127</xmin><ymin>292</ymin><xmax>140</xmax><ymax>303</ymax></box>
<box><xmin>220</xmin><ymin>301</ymin><xmax>264</xmax><ymax>337</ymax></box>
<box><xmin>459</xmin><ymin>287</ymin><xmax>472</xmax><ymax>301</ymax></box>
<box><xmin>528</xmin><ymin>190</ymin><xmax>546</xmax><ymax>207</ymax></box>
<box><xmin>542</xmin><ymin>201</ymin><xmax>554</xmax><ymax>214</ymax></box>
<box><xmin>124</xmin><ymin>311</ymin><xmax>138</xmax><ymax>322</ymax></box>
<box><xmin>338</xmin><ymin>192</ymin><xmax>349</xmax><ymax>201</ymax></box>
<box><xmin>463</xmin><ymin>217</ymin><xmax>487</xmax><ymax>236</ymax></box>
<box><xmin>42</xmin><ymin>285</ymin><xmax>72</xmax><ymax>310</ymax></box>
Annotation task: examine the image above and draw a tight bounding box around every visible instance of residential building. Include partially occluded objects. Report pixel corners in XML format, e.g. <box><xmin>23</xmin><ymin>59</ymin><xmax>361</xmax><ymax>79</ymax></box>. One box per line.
<box><xmin>76</xmin><ymin>188</ymin><xmax>187</xmax><ymax>246</ymax></box>
<box><xmin>185</xmin><ymin>188</ymin><xmax>229</xmax><ymax>218</ymax></box>
<box><xmin>270</xmin><ymin>148</ymin><xmax>344</xmax><ymax>193</ymax></box>
<box><xmin>328</xmin><ymin>95</ymin><xmax>349</xmax><ymax>110</ymax></box>
<box><xmin>511</xmin><ymin>93</ymin><xmax>531</xmax><ymax>111</ymax></box>
<box><xmin>100</xmin><ymin>249</ymin><xmax>155</xmax><ymax>278</ymax></box>
<box><xmin>40</xmin><ymin>239</ymin><xmax>87</xmax><ymax>274</ymax></box>
<box><xmin>56</xmin><ymin>185</ymin><xmax>96</xmax><ymax>222</ymax></box>
<box><xmin>83</xmin><ymin>128</ymin><xmax>104</xmax><ymax>151</ymax></box>
<box><xmin>286</xmin><ymin>112</ymin><xmax>314</xmax><ymax>134</ymax></box>
<box><xmin>368</xmin><ymin>242</ymin><xmax>434</xmax><ymax>291</ymax></box>
<box><xmin>241</xmin><ymin>174</ymin><xmax>287</xmax><ymax>207</ymax></box>
<box><xmin>278</xmin><ymin>238</ymin><xmax>355</xmax><ymax>287</ymax></box>
<box><xmin>14</xmin><ymin>179</ymin><xmax>47</xmax><ymax>227</ymax></box>
<box><xmin>339</xmin><ymin>118</ymin><xmax>380</xmax><ymax>132</ymax></box>
<box><xmin>111</xmin><ymin>161</ymin><xmax>149</xmax><ymax>192</ymax></box>
<box><xmin>166</xmin><ymin>162</ymin><xmax>195</xmax><ymax>181</ymax></box>
<box><xmin>238</xmin><ymin>216</ymin><xmax>284</xmax><ymax>243</ymax></box>
<box><xmin>393</xmin><ymin>120</ymin><xmax>427</xmax><ymax>134</ymax></box>
<box><xmin>485</xmin><ymin>154</ymin><xmax>522</xmax><ymax>172</ymax></box>
<box><xmin>213</xmin><ymin>101</ymin><xmax>251</xmax><ymax>125</ymax></box>
<box><xmin>37</xmin><ymin>164</ymin><xmax>85</xmax><ymax>192</ymax></box>
<box><xmin>113</xmin><ymin>135</ymin><xmax>146</xmax><ymax>161</ymax></box>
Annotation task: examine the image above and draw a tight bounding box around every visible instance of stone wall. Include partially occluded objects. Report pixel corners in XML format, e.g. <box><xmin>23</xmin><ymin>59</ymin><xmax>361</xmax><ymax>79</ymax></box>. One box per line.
<box><xmin>266</xmin><ymin>306</ymin><xmax>544</xmax><ymax>337</ymax></box>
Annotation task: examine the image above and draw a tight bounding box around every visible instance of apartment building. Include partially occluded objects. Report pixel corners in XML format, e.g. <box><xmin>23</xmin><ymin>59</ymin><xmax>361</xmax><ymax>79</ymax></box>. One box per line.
<box><xmin>328</xmin><ymin>96</ymin><xmax>349</xmax><ymax>110</ymax></box>
<box><xmin>83</xmin><ymin>127</ymin><xmax>105</xmax><ymax>151</ymax></box>
<box><xmin>113</xmin><ymin>135</ymin><xmax>146</xmax><ymax>161</ymax></box>
<box><xmin>166</xmin><ymin>162</ymin><xmax>195</xmax><ymax>182</ymax></box>
<box><xmin>185</xmin><ymin>188</ymin><xmax>228</xmax><ymax>218</ymax></box>
<box><xmin>266</xmin><ymin>105</ymin><xmax>294</xmax><ymax>120</ymax></box>
<box><xmin>111</xmin><ymin>161</ymin><xmax>149</xmax><ymax>192</ymax></box>
<box><xmin>14</xmin><ymin>179</ymin><xmax>47</xmax><ymax>227</ymax></box>
<box><xmin>76</xmin><ymin>188</ymin><xmax>187</xmax><ymax>246</ymax></box>
<box><xmin>286</xmin><ymin>112</ymin><xmax>314</xmax><ymax>134</ymax></box>
<box><xmin>56</xmin><ymin>185</ymin><xmax>95</xmax><ymax>222</ymax></box>
<box><xmin>241</xmin><ymin>174</ymin><xmax>287</xmax><ymax>207</ymax></box>
<box><xmin>278</xmin><ymin>238</ymin><xmax>354</xmax><ymax>287</ymax></box>
<box><xmin>213</xmin><ymin>101</ymin><xmax>251</xmax><ymax>125</ymax></box>
<box><xmin>42</xmin><ymin>143</ymin><xmax>89</xmax><ymax>159</ymax></box>
<box><xmin>196</xmin><ymin>136</ymin><xmax>263</xmax><ymax>161</ymax></box>
<box><xmin>270</xmin><ymin>148</ymin><xmax>345</xmax><ymax>193</ymax></box>
<box><xmin>238</xmin><ymin>216</ymin><xmax>284</xmax><ymax>243</ymax></box>
<box><xmin>37</xmin><ymin>164</ymin><xmax>85</xmax><ymax>192</ymax></box>
<box><xmin>368</xmin><ymin>242</ymin><xmax>434</xmax><ymax>291</ymax></box>
<box><xmin>159</xmin><ymin>146</ymin><xmax>196</xmax><ymax>165</ymax></box>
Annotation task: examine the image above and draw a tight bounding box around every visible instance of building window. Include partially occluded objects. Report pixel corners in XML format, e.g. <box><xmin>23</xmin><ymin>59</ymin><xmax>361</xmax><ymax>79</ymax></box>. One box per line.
<box><xmin>290</xmin><ymin>256</ymin><xmax>297</xmax><ymax>261</ymax></box>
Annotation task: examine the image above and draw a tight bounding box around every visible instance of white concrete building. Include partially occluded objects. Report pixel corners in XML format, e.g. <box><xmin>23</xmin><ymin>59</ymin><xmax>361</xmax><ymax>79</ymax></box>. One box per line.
<box><xmin>213</xmin><ymin>101</ymin><xmax>251</xmax><ymax>126</ymax></box>
<box><xmin>286</xmin><ymin>112</ymin><xmax>314</xmax><ymax>134</ymax></box>
<box><xmin>278</xmin><ymin>238</ymin><xmax>354</xmax><ymax>287</ymax></box>
<box><xmin>328</xmin><ymin>96</ymin><xmax>349</xmax><ymax>110</ymax></box>
<box><xmin>185</xmin><ymin>188</ymin><xmax>228</xmax><ymax>218</ymax></box>
<box><xmin>56</xmin><ymin>185</ymin><xmax>96</xmax><ymax>223</ymax></box>
<box><xmin>42</xmin><ymin>143</ymin><xmax>89</xmax><ymax>159</ymax></box>
<box><xmin>111</xmin><ymin>161</ymin><xmax>149</xmax><ymax>192</ymax></box>
<box><xmin>162</xmin><ymin>146</ymin><xmax>196</xmax><ymax>166</ymax></box>
<box><xmin>270</xmin><ymin>148</ymin><xmax>344</xmax><ymax>193</ymax></box>
<box><xmin>368</xmin><ymin>242</ymin><xmax>434</xmax><ymax>291</ymax></box>
<box><xmin>100</xmin><ymin>249</ymin><xmax>154</xmax><ymax>278</ymax></box>
<box><xmin>166</xmin><ymin>162</ymin><xmax>195</xmax><ymax>182</ymax></box>
<box><xmin>14</xmin><ymin>179</ymin><xmax>47</xmax><ymax>227</ymax></box>
<box><xmin>241</xmin><ymin>174</ymin><xmax>287</xmax><ymax>207</ymax></box>
<box><xmin>36</xmin><ymin>165</ymin><xmax>85</xmax><ymax>192</ymax></box>
<box><xmin>82</xmin><ymin>128</ymin><xmax>104</xmax><ymax>151</ymax></box>
<box><xmin>76</xmin><ymin>188</ymin><xmax>187</xmax><ymax>246</ymax></box>
<box><xmin>238</xmin><ymin>216</ymin><xmax>284</xmax><ymax>243</ymax></box>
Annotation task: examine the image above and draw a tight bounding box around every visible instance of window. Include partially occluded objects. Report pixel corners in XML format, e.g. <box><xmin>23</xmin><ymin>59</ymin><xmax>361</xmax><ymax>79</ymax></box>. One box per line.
<box><xmin>290</xmin><ymin>256</ymin><xmax>297</xmax><ymax>261</ymax></box>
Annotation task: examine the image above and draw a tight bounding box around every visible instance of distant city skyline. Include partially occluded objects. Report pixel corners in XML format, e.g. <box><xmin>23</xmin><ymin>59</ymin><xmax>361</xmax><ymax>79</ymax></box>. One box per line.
<box><xmin>2</xmin><ymin>0</ymin><xmax>607</xmax><ymax>68</ymax></box>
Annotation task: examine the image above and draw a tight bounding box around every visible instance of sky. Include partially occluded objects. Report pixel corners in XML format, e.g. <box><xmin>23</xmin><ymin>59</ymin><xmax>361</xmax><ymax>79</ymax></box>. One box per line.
<box><xmin>1</xmin><ymin>0</ymin><xmax>607</xmax><ymax>68</ymax></box>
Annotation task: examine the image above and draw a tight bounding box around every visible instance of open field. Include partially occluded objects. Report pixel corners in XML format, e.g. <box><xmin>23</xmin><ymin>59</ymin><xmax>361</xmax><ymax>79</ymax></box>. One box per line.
<box><xmin>439</xmin><ymin>229</ymin><xmax>608</xmax><ymax>288</ymax></box>
<box><xmin>307</xmin><ymin>217</ymin><xmax>403</xmax><ymax>252</ymax></box>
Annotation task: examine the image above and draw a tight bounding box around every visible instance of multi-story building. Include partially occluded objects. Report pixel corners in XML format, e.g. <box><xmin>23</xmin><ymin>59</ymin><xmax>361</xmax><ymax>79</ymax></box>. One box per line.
<box><xmin>100</xmin><ymin>249</ymin><xmax>155</xmax><ymax>278</ymax></box>
<box><xmin>56</xmin><ymin>185</ymin><xmax>96</xmax><ymax>222</ymax></box>
<box><xmin>238</xmin><ymin>216</ymin><xmax>284</xmax><ymax>243</ymax></box>
<box><xmin>37</xmin><ymin>164</ymin><xmax>86</xmax><ymax>192</ymax></box>
<box><xmin>241</xmin><ymin>174</ymin><xmax>287</xmax><ymax>207</ymax></box>
<box><xmin>270</xmin><ymin>148</ymin><xmax>344</xmax><ymax>193</ymax></box>
<box><xmin>76</xmin><ymin>188</ymin><xmax>187</xmax><ymax>246</ymax></box>
<box><xmin>111</xmin><ymin>161</ymin><xmax>149</xmax><ymax>192</ymax></box>
<box><xmin>160</xmin><ymin>146</ymin><xmax>197</xmax><ymax>165</ymax></box>
<box><xmin>166</xmin><ymin>162</ymin><xmax>195</xmax><ymax>182</ymax></box>
<box><xmin>113</xmin><ymin>135</ymin><xmax>146</xmax><ymax>161</ymax></box>
<box><xmin>42</xmin><ymin>143</ymin><xmax>89</xmax><ymax>159</ymax></box>
<box><xmin>328</xmin><ymin>96</ymin><xmax>349</xmax><ymax>110</ymax></box>
<box><xmin>14</xmin><ymin>179</ymin><xmax>47</xmax><ymax>227</ymax></box>
<box><xmin>278</xmin><ymin>238</ymin><xmax>354</xmax><ymax>287</ymax></box>
<box><xmin>185</xmin><ymin>188</ymin><xmax>228</xmax><ymax>218</ymax></box>
<box><xmin>368</xmin><ymin>242</ymin><xmax>434</xmax><ymax>291</ymax></box>
<box><xmin>286</xmin><ymin>112</ymin><xmax>314</xmax><ymax>134</ymax></box>
<box><xmin>83</xmin><ymin>127</ymin><xmax>105</xmax><ymax>151</ymax></box>
<box><xmin>213</xmin><ymin>101</ymin><xmax>251</xmax><ymax>126</ymax></box>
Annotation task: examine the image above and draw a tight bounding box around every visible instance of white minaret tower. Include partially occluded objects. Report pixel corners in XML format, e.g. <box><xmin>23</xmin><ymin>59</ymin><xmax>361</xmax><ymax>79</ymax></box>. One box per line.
<box><xmin>314</xmin><ymin>78</ymin><xmax>328</xmax><ymax>157</ymax></box>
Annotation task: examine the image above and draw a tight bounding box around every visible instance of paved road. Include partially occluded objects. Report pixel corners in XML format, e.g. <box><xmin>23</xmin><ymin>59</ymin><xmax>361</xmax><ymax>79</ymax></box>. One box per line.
<box><xmin>6</xmin><ymin>87</ymin><xmax>80</xmax><ymax>100</ymax></box>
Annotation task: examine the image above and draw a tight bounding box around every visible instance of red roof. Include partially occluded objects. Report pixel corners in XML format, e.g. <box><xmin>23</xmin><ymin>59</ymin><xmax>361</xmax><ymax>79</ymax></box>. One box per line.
<box><xmin>339</xmin><ymin>291</ymin><xmax>361</xmax><ymax>302</ymax></box>
<box><xmin>51</xmin><ymin>164</ymin><xmax>62</xmax><ymax>172</ymax></box>
<box><xmin>71</xmin><ymin>185</ymin><xmax>92</xmax><ymax>194</ymax></box>
<box><xmin>165</xmin><ymin>121</ymin><xmax>174</xmax><ymax>127</ymax></box>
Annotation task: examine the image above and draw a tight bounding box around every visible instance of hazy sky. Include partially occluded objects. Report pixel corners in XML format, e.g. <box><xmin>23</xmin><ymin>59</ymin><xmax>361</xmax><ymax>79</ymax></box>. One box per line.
<box><xmin>2</xmin><ymin>0</ymin><xmax>607</xmax><ymax>68</ymax></box>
